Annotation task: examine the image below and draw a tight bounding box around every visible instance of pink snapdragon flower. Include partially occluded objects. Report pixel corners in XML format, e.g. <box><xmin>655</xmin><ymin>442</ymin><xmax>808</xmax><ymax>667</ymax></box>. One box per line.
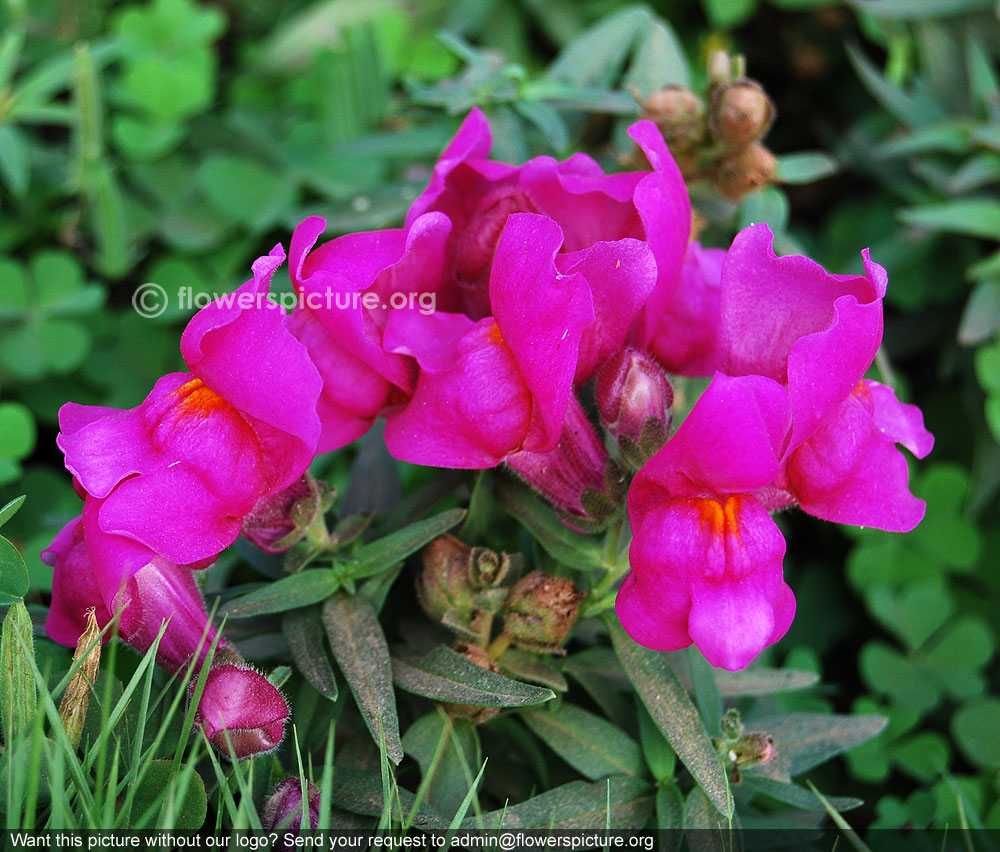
<box><xmin>287</xmin><ymin>213</ymin><xmax>451</xmax><ymax>452</ymax></box>
<box><xmin>406</xmin><ymin>108</ymin><xmax>684</xmax><ymax>383</ymax></box>
<box><xmin>57</xmin><ymin>247</ymin><xmax>322</xmax><ymax>581</ymax></box>
<box><xmin>618</xmin><ymin>373</ymin><xmax>796</xmax><ymax>671</ymax></box>
<box><xmin>43</xmin><ymin>507</ymin><xmax>290</xmax><ymax>760</ymax></box>
<box><xmin>715</xmin><ymin>224</ymin><xmax>933</xmax><ymax>531</ymax></box>
<box><xmin>382</xmin><ymin>213</ymin><xmax>596</xmax><ymax>468</ymax></box>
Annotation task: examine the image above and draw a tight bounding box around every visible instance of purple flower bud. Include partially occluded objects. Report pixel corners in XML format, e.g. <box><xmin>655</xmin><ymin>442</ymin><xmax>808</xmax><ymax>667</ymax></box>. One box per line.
<box><xmin>506</xmin><ymin>396</ymin><xmax>624</xmax><ymax>531</ymax></box>
<box><xmin>262</xmin><ymin>777</ymin><xmax>322</xmax><ymax>831</ymax></box>
<box><xmin>596</xmin><ymin>347</ymin><xmax>673</xmax><ymax>469</ymax></box>
<box><xmin>242</xmin><ymin>474</ymin><xmax>322</xmax><ymax>554</ymax></box>
<box><xmin>192</xmin><ymin>663</ymin><xmax>290</xmax><ymax>760</ymax></box>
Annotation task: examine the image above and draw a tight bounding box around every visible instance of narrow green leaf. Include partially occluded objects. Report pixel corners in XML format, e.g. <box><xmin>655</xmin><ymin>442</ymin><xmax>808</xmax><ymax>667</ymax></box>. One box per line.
<box><xmin>714</xmin><ymin>667</ymin><xmax>819</xmax><ymax>696</ymax></box>
<box><xmin>497</xmin><ymin>478</ymin><xmax>604</xmax><ymax>570</ymax></box>
<box><xmin>776</xmin><ymin>152</ymin><xmax>838</xmax><ymax>184</ymax></box>
<box><xmin>0</xmin><ymin>125</ymin><xmax>29</xmax><ymax>197</ymax></box>
<box><xmin>348</xmin><ymin>508</ymin><xmax>466</xmax><ymax>580</ymax></box>
<box><xmin>220</xmin><ymin>570</ymin><xmax>339</xmax><ymax>618</ymax></box>
<box><xmin>899</xmin><ymin>199</ymin><xmax>1000</xmax><ymax>240</ymax></box>
<box><xmin>522</xmin><ymin>702</ymin><xmax>644</xmax><ymax>779</ymax></box>
<box><xmin>655</xmin><ymin>785</ymin><xmax>684</xmax><ymax>832</ymax></box>
<box><xmin>637</xmin><ymin>700</ymin><xmax>676</xmax><ymax>783</ymax></box>
<box><xmin>684</xmin><ymin>787</ymin><xmax>737</xmax><ymax>842</ymax></box>
<box><xmin>0</xmin><ymin>535</ymin><xmax>29</xmax><ymax>601</ymax></box>
<box><xmin>466</xmin><ymin>775</ymin><xmax>654</xmax><ymax>829</ymax></box>
<box><xmin>0</xmin><ymin>496</ymin><xmax>26</xmax><ymax>529</ymax></box>
<box><xmin>392</xmin><ymin>645</ymin><xmax>554</xmax><ymax>707</ymax></box>
<box><xmin>959</xmin><ymin>281</ymin><xmax>1000</xmax><ymax>346</ymax></box>
<box><xmin>282</xmin><ymin>607</ymin><xmax>338</xmax><ymax>701</ymax></box>
<box><xmin>323</xmin><ymin>593</ymin><xmax>403</xmax><ymax>764</ymax></box>
<box><xmin>496</xmin><ymin>648</ymin><xmax>568</xmax><ymax>692</ymax></box>
<box><xmin>688</xmin><ymin>647</ymin><xmax>722</xmax><ymax>737</ymax></box>
<box><xmin>846</xmin><ymin>0</ymin><xmax>993</xmax><ymax>17</ymax></box>
<box><xmin>749</xmin><ymin>712</ymin><xmax>887</xmax><ymax>778</ymax></box>
<box><xmin>608</xmin><ymin>618</ymin><xmax>732</xmax><ymax>817</ymax></box>
<box><xmin>548</xmin><ymin>5</ymin><xmax>651</xmax><ymax>88</ymax></box>
<box><xmin>846</xmin><ymin>43</ymin><xmax>945</xmax><ymax>128</ymax></box>
<box><xmin>1</xmin><ymin>602</ymin><xmax>36</xmax><ymax>745</ymax></box>
<box><xmin>403</xmin><ymin>711</ymin><xmax>481</xmax><ymax>820</ymax></box>
<box><xmin>514</xmin><ymin>100</ymin><xmax>569</xmax><ymax>153</ymax></box>
<box><xmin>623</xmin><ymin>17</ymin><xmax>690</xmax><ymax>95</ymax></box>
<box><xmin>331</xmin><ymin>766</ymin><xmax>445</xmax><ymax>829</ymax></box>
<box><xmin>744</xmin><ymin>774</ymin><xmax>862</xmax><ymax>811</ymax></box>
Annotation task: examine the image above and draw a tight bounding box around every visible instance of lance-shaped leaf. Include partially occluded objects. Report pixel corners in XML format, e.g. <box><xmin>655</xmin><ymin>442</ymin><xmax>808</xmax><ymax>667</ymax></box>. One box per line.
<box><xmin>0</xmin><ymin>534</ymin><xmax>29</xmax><ymax>603</ymax></box>
<box><xmin>220</xmin><ymin>569</ymin><xmax>339</xmax><ymax>619</ymax></box>
<box><xmin>465</xmin><ymin>775</ymin><xmax>653</xmax><ymax>829</ymax></box>
<box><xmin>392</xmin><ymin>646</ymin><xmax>554</xmax><ymax>708</ymax></box>
<box><xmin>497</xmin><ymin>478</ymin><xmax>604</xmax><ymax>570</ymax></box>
<box><xmin>323</xmin><ymin>593</ymin><xmax>403</xmax><ymax>764</ymax></box>
<box><xmin>282</xmin><ymin>607</ymin><xmax>338</xmax><ymax>701</ymax></box>
<box><xmin>743</xmin><ymin>775</ymin><xmax>862</xmax><ymax>812</ymax></box>
<box><xmin>608</xmin><ymin>618</ymin><xmax>732</xmax><ymax>817</ymax></box>
<box><xmin>496</xmin><ymin>648</ymin><xmax>568</xmax><ymax>693</ymax></box>
<box><xmin>330</xmin><ymin>766</ymin><xmax>445</xmax><ymax>829</ymax></box>
<box><xmin>714</xmin><ymin>667</ymin><xmax>819</xmax><ymax>697</ymax></box>
<box><xmin>346</xmin><ymin>508</ymin><xmax>466</xmax><ymax>581</ymax></box>
<box><xmin>746</xmin><ymin>712</ymin><xmax>887</xmax><ymax>782</ymax></box>
<box><xmin>521</xmin><ymin>702</ymin><xmax>644</xmax><ymax>779</ymax></box>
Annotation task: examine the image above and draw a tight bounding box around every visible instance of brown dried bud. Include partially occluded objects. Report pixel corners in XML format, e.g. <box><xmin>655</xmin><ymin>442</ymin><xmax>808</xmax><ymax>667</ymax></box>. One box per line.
<box><xmin>502</xmin><ymin>572</ymin><xmax>583</xmax><ymax>654</ymax></box>
<box><xmin>443</xmin><ymin>642</ymin><xmax>502</xmax><ymax>724</ymax></box>
<box><xmin>710</xmin><ymin>143</ymin><xmax>777</xmax><ymax>201</ymax></box>
<box><xmin>709</xmin><ymin>79</ymin><xmax>775</xmax><ymax>147</ymax></box>
<box><xmin>58</xmin><ymin>608</ymin><xmax>102</xmax><ymax>750</ymax></box>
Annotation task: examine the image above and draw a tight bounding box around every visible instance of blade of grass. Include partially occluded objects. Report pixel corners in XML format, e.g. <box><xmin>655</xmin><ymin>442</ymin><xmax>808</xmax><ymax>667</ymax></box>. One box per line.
<box><xmin>442</xmin><ymin>760</ymin><xmax>488</xmax><ymax>851</ymax></box>
<box><xmin>318</xmin><ymin>722</ymin><xmax>336</xmax><ymax>830</ymax></box>
<box><xmin>807</xmin><ymin>780</ymin><xmax>872</xmax><ymax>852</ymax></box>
<box><xmin>403</xmin><ymin>709</ymin><xmax>453</xmax><ymax>830</ymax></box>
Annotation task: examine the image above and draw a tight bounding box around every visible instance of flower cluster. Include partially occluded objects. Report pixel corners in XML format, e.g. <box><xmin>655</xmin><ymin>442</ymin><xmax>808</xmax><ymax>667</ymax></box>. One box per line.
<box><xmin>46</xmin><ymin>105</ymin><xmax>934</xmax><ymax>760</ymax></box>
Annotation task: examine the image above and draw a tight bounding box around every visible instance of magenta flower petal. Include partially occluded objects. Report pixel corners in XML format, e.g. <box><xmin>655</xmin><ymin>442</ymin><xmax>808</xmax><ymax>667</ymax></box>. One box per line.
<box><xmin>557</xmin><ymin>238</ymin><xmax>657</xmax><ymax>383</ymax></box>
<box><xmin>646</xmin><ymin>243</ymin><xmax>724</xmax><ymax>377</ymax></box>
<box><xmin>618</xmin><ymin>495</ymin><xmax>793</xmax><ymax>670</ymax></box>
<box><xmin>42</xmin><ymin>517</ymin><xmax>112</xmax><ymax>647</ymax></box>
<box><xmin>383</xmin><ymin>318</ymin><xmax>532</xmax><ymax>468</ymax></box>
<box><xmin>785</xmin><ymin>382</ymin><xmax>929</xmax><ymax>532</ymax></box>
<box><xmin>488</xmin><ymin>213</ymin><xmax>594</xmax><ymax>452</ymax></box>
<box><xmin>180</xmin><ymin>246</ymin><xmax>322</xmax><ymax>488</ymax></box>
<box><xmin>194</xmin><ymin>664</ymin><xmax>290</xmax><ymax>760</ymax></box>
<box><xmin>406</xmin><ymin>107</ymin><xmax>497</xmax><ymax>227</ymax></box>
<box><xmin>45</xmin><ymin>504</ymin><xmax>225</xmax><ymax>673</ymax></box>
<box><xmin>868</xmin><ymin>380</ymin><xmax>934</xmax><ymax>458</ymax></box>
<box><xmin>58</xmin><ymin>248</ymin><xmax>323</xmax><ymax>566</ymax></box>
<box><xmin>630</xmin><ymin>372</ymin><xmax>790</xmax><ymax>520</ymax></box>
<box><xmin>628</xmin><ymin>121</ymin><xmax>692</xmax><ymax>344</ymax></box>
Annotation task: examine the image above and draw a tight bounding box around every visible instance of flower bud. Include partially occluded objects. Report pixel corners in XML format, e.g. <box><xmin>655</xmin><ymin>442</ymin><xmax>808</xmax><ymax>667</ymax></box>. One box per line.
<box><xmin>506</xmin><ymin>396</ymin><xmax>626</xmax><ymax>532</ymax></box>
<box><xmin>242</xmin><ymin>474</ymin><xmax>323</xmax><ymax>554</ymax></box>
<box><xmin>727</xmin><ymin>733</ymin><xmax>776</xmax><ymax>768</ymax></box>
<box><xmin>710</xmin><ymin>143</ymin><xmax>777</xmax><ymax>201</ymax></box>
<box><xmin>707</xmin><ymin>50</ymin><xmax>736</xmax><ymax>86</ymax></box>
<box><xmin>192</xmin><ymin>663</ymin><xmax>290</xmax><ymax>760</ymax></box>
<box><xmin>262</xmin><ymin>777</ymin><xmax>322</xmax><ymax>832</ymax></box>
<box><xmin>597</xmin><ymin>347</ymin><xmax>673</xmax><ymax>469</ymax></box>
<box><xmin>639</xmin><ymin>86</ymin><xmax>706</xmax><ymax>149</ymax></box>
<box><xmin>709</xmin><ymin>79</ymin><xmax>775</xmax><ymax>148</ymax></box>
<box><xmin>501</xmin><ymin>572</ymin><xmax>582</xmax><ymax>654</ymax></box>
<box><xmin>443</xmin><ymin>643</ymin><xmax>502</xmax><ymax>724</ymax></box>
<box><xmin>417</xmin><ymin>535</ymin><xmax>478</xmax><ymax>627</ymax></box>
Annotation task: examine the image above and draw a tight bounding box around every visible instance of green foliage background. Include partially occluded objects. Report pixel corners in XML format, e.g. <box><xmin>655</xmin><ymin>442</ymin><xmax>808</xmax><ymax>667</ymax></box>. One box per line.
<box><xmin>1</xmin><ymin>0</ymin><xmax>998</xmax><ymax>832</ymax></box>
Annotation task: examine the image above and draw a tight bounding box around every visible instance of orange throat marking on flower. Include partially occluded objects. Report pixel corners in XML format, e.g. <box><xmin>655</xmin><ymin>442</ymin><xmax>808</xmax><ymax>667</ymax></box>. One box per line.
<box><xmin>487</xmin><ymin>322</ymin><xmax>505</xmax><ymax>347</ymax></box>
<box><xmin>695</xmin><ymin>494</ymin><xmax>743</xmax><ymax>541</ymax></box>
<box><xmin>172</xmin><ymin>377</ymin><xmax>226</xmax><ymax>419</ymax></box>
